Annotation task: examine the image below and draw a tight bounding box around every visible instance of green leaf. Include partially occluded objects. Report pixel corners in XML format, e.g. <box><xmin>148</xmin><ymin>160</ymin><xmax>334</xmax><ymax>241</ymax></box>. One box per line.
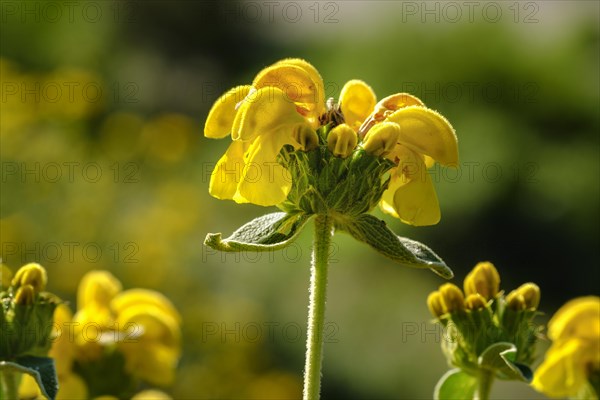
<box><xmin>434</xmin><ymin>368</ymin><xmax>477</xmax><ymax>400</ymax></box>
<box><xmin>205</xmin><ymin>212</ymin><xmax>311</xmax><ymax>252</ymax></box>
<box><xmin>478</xmin><ymin>342</ymin><xmax>533</xmax><ymax>382</ymax></box>
<box><xmin>0</xmin><ymin>356</ymin><xmax>58</xmax><ymax>400</ymax></box>
<box><xmin>339</xmin><ymin>214</ymin><xmax>453</xmax><ymax>278</ymax></box>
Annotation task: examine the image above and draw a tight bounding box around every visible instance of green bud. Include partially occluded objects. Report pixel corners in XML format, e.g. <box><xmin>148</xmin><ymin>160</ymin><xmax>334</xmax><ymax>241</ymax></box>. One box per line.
<box><xmin>14</xmin><ymin>284</ymin><xmax>36</xmax><ymax>305</ymax></box>
<box><xmin>427</xmin><ymin>291</ymin><xmax>445</xmax><ymax>319</ymax></box>
<box><xmin>464</xmin><ymin>293</ymin><xmax>487</xmax><ymax>310</ymax></box>
<box><xmin>12</xmin><ymin>263</ymin><xmax>48</xmax><ymax>293</ymax></box>
<box><xmin>463</xmin><ymin>261</ymin><xmax>500</xmax><ymax>301</ymax></box>
<box><xmin>439</xmin><ymin>283</ymin><xmax>465</xmax><ymax>313</ymax></box>
<box><xmin>506</xmin><ymin>282</ymin><xmax>540</xmax><ymax>310</ymax></box>
<box><xmin>327</xmin><ymin>123</ymin><xmax>357</xmax><ymax>158</ymax></box>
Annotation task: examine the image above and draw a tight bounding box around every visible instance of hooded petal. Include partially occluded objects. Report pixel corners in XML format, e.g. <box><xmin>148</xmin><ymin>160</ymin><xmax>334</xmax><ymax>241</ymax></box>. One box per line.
<box><xmin>339</xmin><ymin>79</ymin><xmax>376</xmax><ymax>131</ymax></box>
<box><xmin>386</xmin><ymin>105</ymin><xmax>458</xmax><ymax>166</ymax></box>
<box><xmin>209</xmin><ymin>141</ymin><xmax>248</xmax><ymax>201</ymax></box>
<box><xmin>381</xmin><ymin>146</ymin><xmax>441</xmax><ymax>226</ymax></box>
<box><xmin>234</xmin><ymin>127</ymin><xmax>301</xmax><ymax>206</ymax></box>
<box><xmin>204</xmin><ymin>85</ymin><xmax>251</xmax><ymax>138</ymax></box>
<box><xmin>548</xmin><ymin>296</ymin><xmax>600</xmax><ymax>342</ymax></box>
<box><xmin>232</xmin><ymin>87</ymin><xmax>306</xmax><ymax>142</ymax></box>
<box><xmin>252</xmin><ymin>61</ymin><xmax>324</xmax><ymax>118</ymax></box>
<box><xmin>77</xmin><ymin>271</ymin><xmax>122</xmax><ymax>311</ymax></box>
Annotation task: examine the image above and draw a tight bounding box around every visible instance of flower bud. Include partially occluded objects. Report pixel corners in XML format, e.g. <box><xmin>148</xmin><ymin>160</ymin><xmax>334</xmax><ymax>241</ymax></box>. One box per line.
<box><xmin>14</xmin><ymin>284</ymin><xmax>35</xmax><ymax>305</ymax></box>
<box><xmin>427</xmin><ymin>291</ymin><xmax>445</xmax><ymax>318</ymax></box>
<box><xmin>463</xmin><ymin>261</ymin><xmax>500</xmax><ymax>301</ymax></box>
<box><xmin>327</xmin><ymin>123</ymin><xmax>357</xmax><ymax>158</ymax></box>
<box><xmin>362</xmin><ymin>121</ymin><xmax>400</xmax><ymax>157</ymax></box>
<box><xmin>439</xmin><ymin>283</ymin><xmax>465</xmax><ymax>313</ymax></box>
<box><xmin>506</xmin><ymin>290</ymin><xmax>527</xmax><ymax>311</ymax></box>
<box><xmin>11</xmin><ymin>263</ymin><xmax>47</xmax><ymax>293</ymax></box>
<box><xmin>464</xmin><ymin>293</ymin><xmax>487</xmax><ymax>310</ymax></box>
<box><xmin>293</xmin><ymin>124</ymin><xmax>319</xmax><ymax>151</ymax></box>
<box><xmin>512</xmin><ymin>283</ymin><xmax>540</xmax><ymax>310</ymax></box>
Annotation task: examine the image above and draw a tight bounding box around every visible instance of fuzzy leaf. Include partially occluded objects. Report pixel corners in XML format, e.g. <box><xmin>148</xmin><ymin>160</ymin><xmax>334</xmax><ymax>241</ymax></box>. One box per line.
<box><xmin>0</xmin><ymin>356</ymin><xmax>58</xmax><ymax>400</ymax></box>
<box><xmin>205</xmin><ymin>212</ymin><xmax>310</xmax><ymax>252</ymax></box>
<box><xmin>478</xmin><ymin>342</ymin><xmax>533</xmax><ymax>382</ymax></box>
<box><xmin>339</xmin><ymin>214</ymin><xmax>453</xmax><ymax>278</ymax></box>
<box><xmin>434</xmin><ymin>368</ymin><xmax>477</xmax><ymax>400</ymax></box>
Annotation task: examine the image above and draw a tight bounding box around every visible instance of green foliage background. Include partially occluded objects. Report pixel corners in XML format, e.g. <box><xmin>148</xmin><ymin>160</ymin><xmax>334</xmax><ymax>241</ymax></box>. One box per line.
<box><xmin>1</xmin><ymin>1</ymin><xmax>598</xmax><ymax>398</ymax></box>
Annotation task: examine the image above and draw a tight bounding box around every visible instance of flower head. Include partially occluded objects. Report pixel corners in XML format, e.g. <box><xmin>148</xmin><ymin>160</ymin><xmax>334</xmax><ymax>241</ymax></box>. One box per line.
<box><xmin>532</xmin><ymin>296</ymin><xmax>600</xmax><ymax>398</ymax></box>
<box><xmin>204</xmin><ymin>59</ymin><xmax>458</xmax><ymax>226</ymax></box>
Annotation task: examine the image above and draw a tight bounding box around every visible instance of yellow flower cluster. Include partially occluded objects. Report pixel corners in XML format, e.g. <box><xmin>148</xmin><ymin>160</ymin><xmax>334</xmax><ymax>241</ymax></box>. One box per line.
<box><xmin>205</xmin><ymin>58</ymin><xmax>458</xmax><ymax>226</ymax></box>
<box><xmin>532</xmin><ymin>296</ymin><xmax>600</xmax><ymax>398</ymax></box>
<box><xmin>19</xmin><ymin>270</ymin><xmax>181</xmax><ymax>399</ymax></box>
<box><xmin>73</xmin><ymin>271</ymin><xmax>182</xmax><ymax>386</ymax></box>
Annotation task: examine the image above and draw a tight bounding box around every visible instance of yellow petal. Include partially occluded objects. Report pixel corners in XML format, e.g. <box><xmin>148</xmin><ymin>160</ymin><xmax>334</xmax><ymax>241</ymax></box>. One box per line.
<box><xmin>234</xmin><ymin>129</ymin><xmax>299</xmax><ymax>206</ymax></box>
<box><xmin>389</xmin><ymin>147</ymin><xmax>441</xmax><ymax>226</ymax></box>
<box><xmin>111</xmin><ymin>288</ymin><xmax>181</xmax><ymax>324</ymax></box>
<box><xmin>232</xmin><ymin>87</ymin><xmax>305</xmax><ymax>142</ymax></box>
<box><xmin>362</xmin><ymin>121</ymin><xmax>401</xmax><ymax>157</ymax></box>
<box><xmin>204</xmin><ymin>85</ymin><xmax>251</xmax><ymax>138</ymax></box>
<box><xmin>375</xmin><ymin>93</ymin><xmax>424</xmax><ymax>114</ymax></box>
<box><xmin>253</xmin><ymin>59</ymin><xmax>324</xmax><ymax>115</ymax></box>
<box><xmin>49</xmin><ymin>304</ymin><xmax>75</xmax><ymax>377</ymax></box>
<box><xmin>548</xmin><ymin>296</ymin><xmax>600</xmax><ymax>342</ymax></box>
<box><xmin>77</xmin><ymin>270</ymin><xmax>122</xmax><ymax>311</ymax></box>
<box><xmin>339</xmin><ymin>80</ymin><xmax>376</xmax><ymax>131</ymax></box>
<box><xmin>208</xmin><ymin>141</ymin><xmax>248</xmax><ymax>201</ymax></box>
<box><xmin>132</xmin><ymin>390</ymin><xmax>172</xmax><ymax>400</ymax></box>
<box><xmin>386</xmin><ymin>106</ymin><xmax>458</xmax><ymax>166</ymax></box>
<box><xmin>532</xmin><ymin>338</ymin><xmax>596</xmax><ymax>398</ymax></box>
<box><xmin>116</xmin><ymin>304</ymin><xmax>181</xmax><ymax>346</ymax></box>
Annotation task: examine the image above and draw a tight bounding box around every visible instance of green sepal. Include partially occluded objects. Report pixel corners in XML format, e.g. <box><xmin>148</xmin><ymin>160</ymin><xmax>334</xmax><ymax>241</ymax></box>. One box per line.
<box><xmin>478</xmin><ymin>342</ymin><xmax>533</xmax><ymax>382</ymax></box>
<box><xmin>434</xmin><ymin>368</ymin><xmax>477</xmax><ymax>400</ymax></box>
<box><xmin>204</xmin><ymin>212</ymin><xmax>311</xmax><ymax>252</ymax></box>
<box><xmin>0</xmin><ymin>356</ymin><xmax>58</xmax><ymax>400</ymax></box>
<box><xmin>338</xmin><ymin>214</ymin><xmax>453</xmax><ymax>278</ymax></box>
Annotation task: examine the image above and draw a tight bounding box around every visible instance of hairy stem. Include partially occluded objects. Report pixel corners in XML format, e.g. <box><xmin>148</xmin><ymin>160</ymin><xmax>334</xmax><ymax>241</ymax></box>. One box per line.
<box><xmin>303</xmin><ymin>214</ymin><xmax>333</xmax><ymax>400</ymax></box>
<box><xmin>475</xmin><ymin>370</ymin><xmax>494</xmax><ymax>400</ymax></box>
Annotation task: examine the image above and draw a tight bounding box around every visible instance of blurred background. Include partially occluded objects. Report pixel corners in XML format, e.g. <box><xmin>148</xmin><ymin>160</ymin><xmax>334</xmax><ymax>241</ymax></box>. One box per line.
<box><xmin>1</xmin><ymin>1</ymin><xmax>598</xmax><ymax>398</ymax></box>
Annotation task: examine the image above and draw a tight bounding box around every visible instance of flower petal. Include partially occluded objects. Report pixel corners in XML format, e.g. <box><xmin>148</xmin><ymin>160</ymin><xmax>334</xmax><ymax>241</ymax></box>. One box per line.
<box><xmin>234</xmin><ymin>128</ymin><xmax>300</xmax><ymax>206</ymax></box>
<box><xmin>339</xmin><ymin>79</ymin><xmax>376</xmax><ymax>131</ymax></box>
<box><xmin>77</xmin><ymin>270</ymin><xmax>122</xmax><ymax>311</ymax></box>
<box><xmin>548</xmin><ymin>296</ymin><xmax>600</xmax><ymax>342</ymax></box>
<box><xmin>209</xmin><ymin>141</ymin><xmax>248</xmax><ymax>201</ymax></box>
<box><xmin>253</xmin><ymin>60</ymin><xmax>325</xmax><ymax>119</ymax></box>
<box><xmin>232</xmin><ymin>87</ymin><xmax>306</xmax><ymax>142</ymax></box>
<box><xmin>383</xmin><ymin>147</ymin><xmax>441</xmax><ymax>226</ymax></box>
<box><xmin>532</xmin><ymin>338</ymin><xmax>595</xmax><ymax>398</ymax></box>
<box><xmin>386</xmin><ymin>105</ymin><xmax>458</xmax><ymax>166</ymax></box>
<box><xmin>204</xmin><ymin>85</ymin><xmax>251</xmax><ymax>138</ymax></box>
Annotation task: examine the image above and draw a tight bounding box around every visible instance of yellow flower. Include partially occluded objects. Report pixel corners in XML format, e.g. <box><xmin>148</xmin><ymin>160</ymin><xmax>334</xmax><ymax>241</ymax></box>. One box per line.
<box><xmin>71</xmin><ymin>271</ymin><xmax>181</xmax><ymax>387</ymax></box>
<box><xmin>204</xmin><ymin>59</ymin><xmax>458</xmax><ymax>225</ymax></box>
<box><xmin>205</xmin><ymin>59</ymin><xmax>322</xmax><ymax>206</ymax></box>
<box><xmin>532</xmin><ymin>296</ymin><xmax>600</xmax><ymax>398</ymax></box>
<box><xmin>343</xmin><ymin>82</ymin><xmax>458</xmax><ymax>226</ymax></box>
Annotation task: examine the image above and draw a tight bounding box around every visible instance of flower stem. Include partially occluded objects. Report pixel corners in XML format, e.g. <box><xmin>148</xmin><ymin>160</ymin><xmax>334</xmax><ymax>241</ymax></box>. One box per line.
<box><xmin>475</xmin><ymin>370</ymin><xmax>494</xmax><ymax>400</ymax></box>
<box><xmin>0</xmin><ymin>368</ymin><xmax>19</xmax><ymax>400</ymax></box>
<box><xmin>303</xmin><ymin>214</ymin><xmax>333</xmax><ymax>400</ymax></box>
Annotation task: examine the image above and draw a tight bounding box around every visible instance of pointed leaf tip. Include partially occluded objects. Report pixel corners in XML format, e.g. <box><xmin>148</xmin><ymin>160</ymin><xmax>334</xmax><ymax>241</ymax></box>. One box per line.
<box><xmin>339</xmin><ymin>214</ymin><xmax>453</xmax><ymax>278</ymax></box>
